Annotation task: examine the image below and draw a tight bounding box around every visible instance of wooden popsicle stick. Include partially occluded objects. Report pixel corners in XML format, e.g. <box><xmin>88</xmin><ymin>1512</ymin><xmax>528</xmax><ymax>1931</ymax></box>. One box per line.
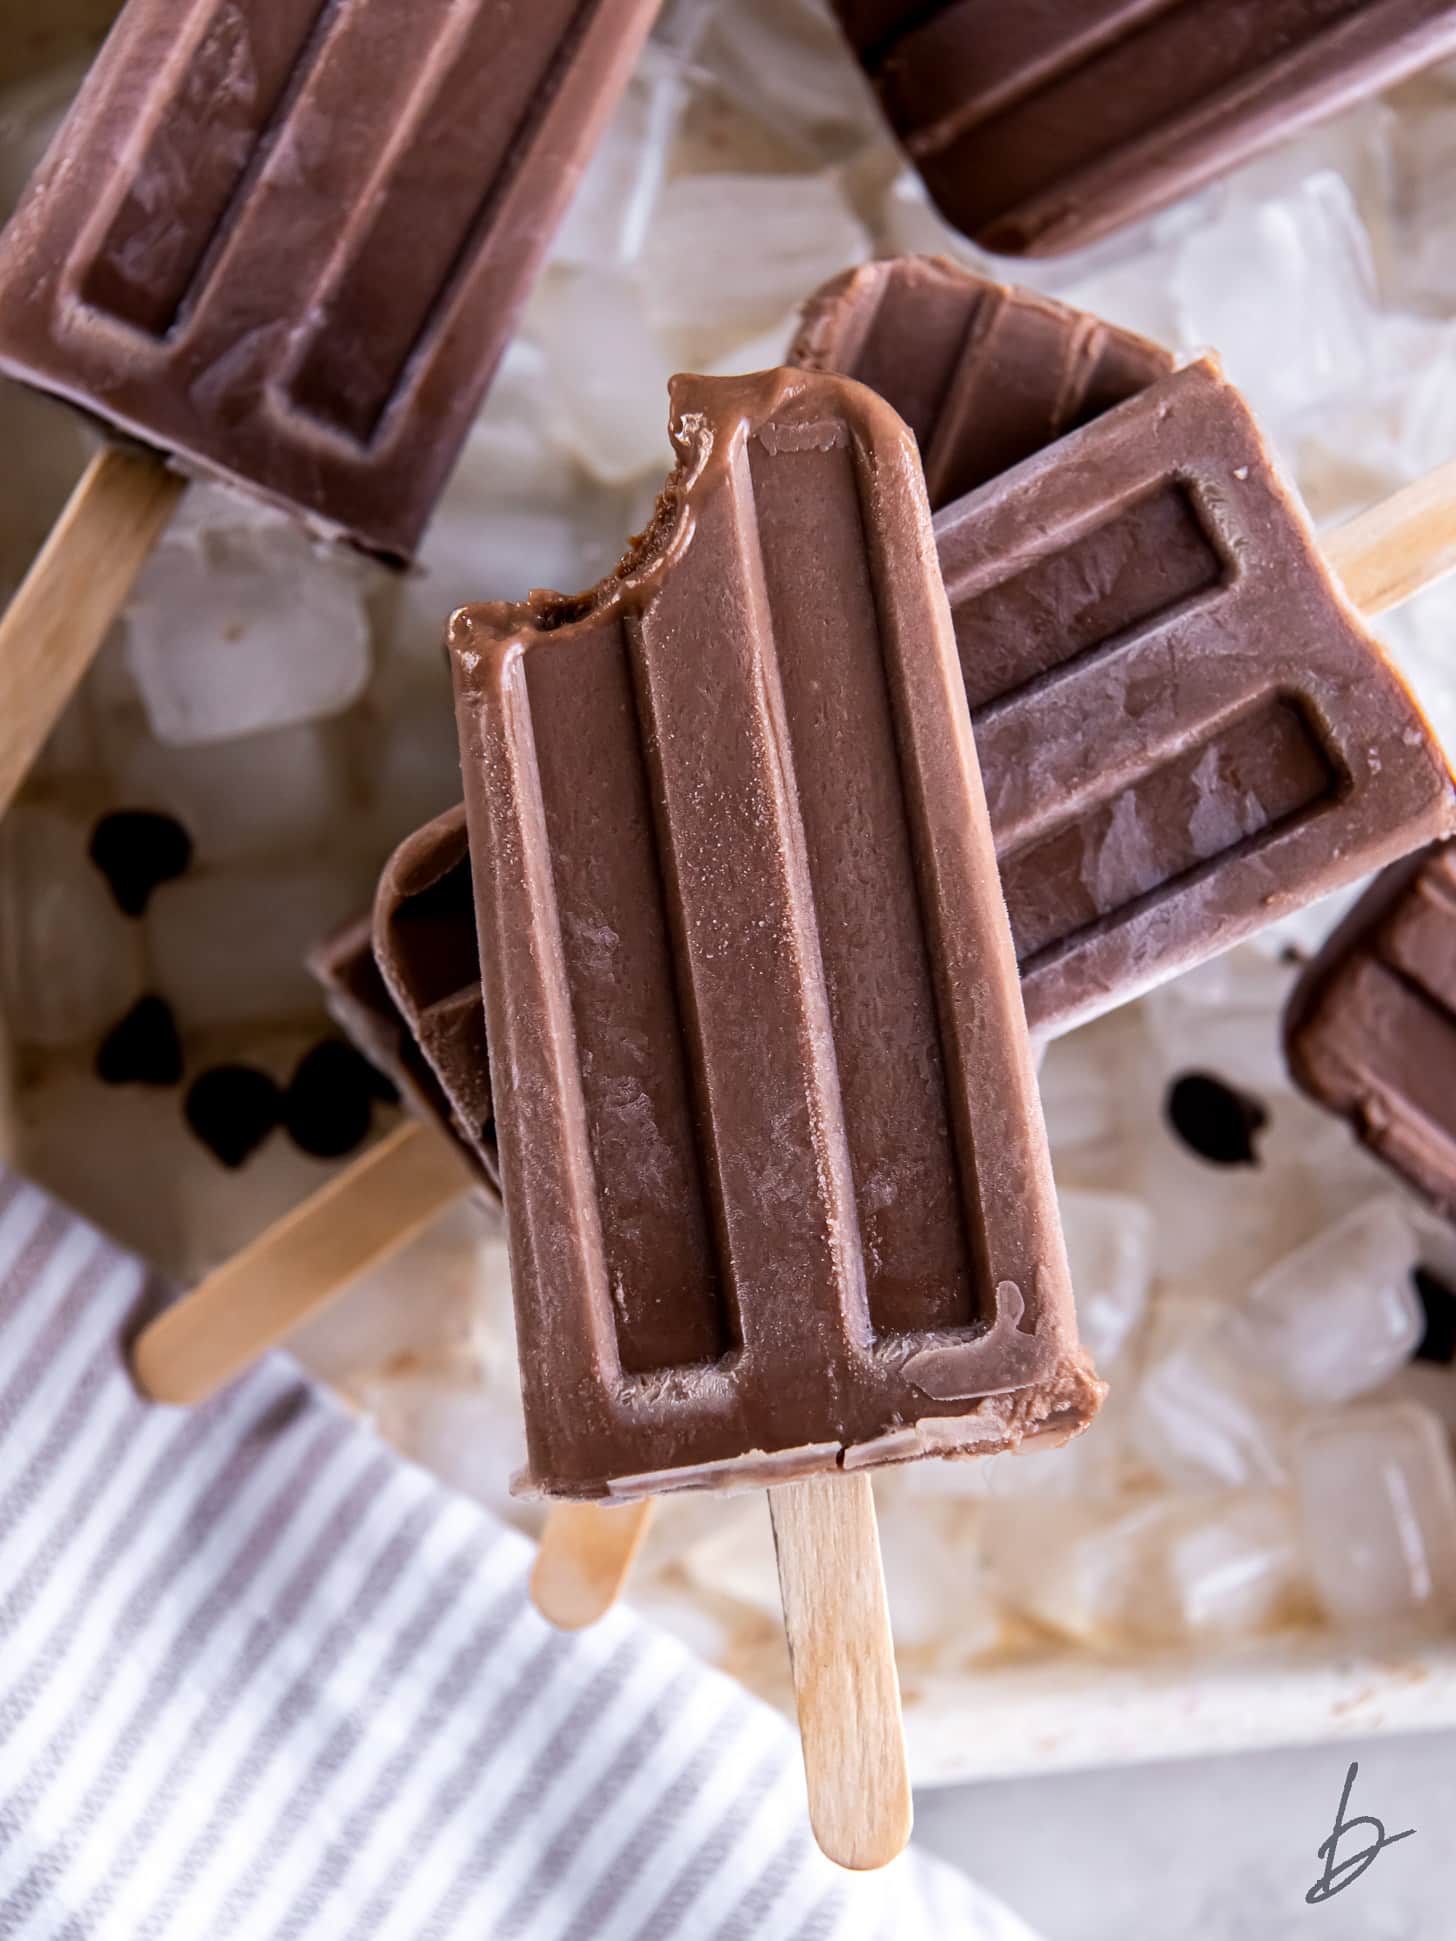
<box><xmin>1327</xmin><ymin>455</ymin><xmax>1456</xmax><ymax>618</ymax></box>
<box><xmin>0</xmin><ymin>443</ymin><xmax>185</xmax><ymax>819</ymax></box>
<box><xmin>768</xmin><ymin>1472</ymin><xmax>912</xmax><ymax>1872</ymax></box>
<box><xmin>131</xmin><ymin>1118</ymin><xmax>473</xmax><ymax>1406</ymax></box>
<box><xmin>531</xmin><ymin>1499</ymin><xmax>656</xmax><ymax>1630</ymax></box>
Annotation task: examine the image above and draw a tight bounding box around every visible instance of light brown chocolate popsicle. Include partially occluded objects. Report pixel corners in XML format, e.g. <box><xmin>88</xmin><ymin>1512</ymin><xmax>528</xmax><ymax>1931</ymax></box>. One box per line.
<box><xmin>450</xmin><ymin>365</ymin><xmax>1099</xmax><ymax>1504</ymax></box>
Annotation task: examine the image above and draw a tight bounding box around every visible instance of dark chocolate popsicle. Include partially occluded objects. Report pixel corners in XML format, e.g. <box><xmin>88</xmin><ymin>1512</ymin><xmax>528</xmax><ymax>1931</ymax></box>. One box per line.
<box><xmin>829</xmin><ymin>0</ymin><xmax>1456</xmax><ymax>258</ymax></box>
<box><xmin>1286</xmin><ymin>843</ymin><xmax>1456</xmax><ymax>1217</ymax></box>
<box><xmin>450</xmin><ymin>366</ymin><xmax>1101</xmax><ymax>1502</ymax></box>
<box><xmin>0</xmin><ymin>0</ymin><xmax>661</xmax><ymax>559</ymax></box>
<box><xmin>794</xmin><ymin>260</ymin><xmax>1456</xmax><ymax>1037</ymax></box>
<box><xmin>792</xmin><ymin>257</ymin><xmax>1175</xmax><ymax>509</ymax></box>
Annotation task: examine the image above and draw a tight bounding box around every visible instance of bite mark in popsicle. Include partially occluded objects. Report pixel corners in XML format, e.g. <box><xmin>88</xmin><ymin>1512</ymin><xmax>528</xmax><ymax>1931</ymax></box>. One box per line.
<box><xmin>449</xmin><ymin>366</ymin><xmax>1100</xmax><ymax>1503</ymax></box>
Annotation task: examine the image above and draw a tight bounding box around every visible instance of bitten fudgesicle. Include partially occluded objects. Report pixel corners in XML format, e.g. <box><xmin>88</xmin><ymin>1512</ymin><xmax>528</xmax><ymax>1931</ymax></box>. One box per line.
<box><xmin>450</xmin><ymin>366</ymin><xmax>1101</xmax><ymax>1504</ymax></box>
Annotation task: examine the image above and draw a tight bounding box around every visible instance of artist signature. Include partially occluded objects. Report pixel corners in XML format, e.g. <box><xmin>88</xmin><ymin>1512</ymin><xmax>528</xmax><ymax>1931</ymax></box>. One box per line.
<box><xmin>1305</xmin><ymin>1761</ymin><xmax>1415</xmax><ymax>1904</ymax></box>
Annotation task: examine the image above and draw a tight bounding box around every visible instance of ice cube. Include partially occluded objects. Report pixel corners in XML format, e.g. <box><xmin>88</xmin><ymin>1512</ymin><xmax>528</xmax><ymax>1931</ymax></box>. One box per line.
<box><xmin>643</xmin><ymin>172</ymin><xmax>870</xmax><ymax>364</ymax></box>
<box><xmin>0</xmin><ymin>803</ymin><xmax>144</xmax><ymax>1049</ymax></box>
<box><xmin>874</xmin><ymin>1500</ymin><xmax>1003</xmax><ymax>1658</ymax></box>
<box><xmin>1037</xmin><ymin>1003</ymin><xmax>1149</xmax><ymax>1173</ymax></box>
<box><xmin>979</xmin><ymin>1490</ymin><xmax>1307</xmax><ymax>1649</ymax></box>
<box><xmin>697</xmin><ymin>0</ymin><xmax>884</xmax><ymax>165</ymax></box>
<box><xmin>1388</xmin><ymin>74</ymin><xmax>1456</xmax><ymax>313</ymax></box>
<box><xmin>1059</xmin><ymin>1188</ymin><xmax>1153</xmax><ymax>1369</ymax></box>
<box><xmin>384</xmin><ymin>348</ymin><xmax>618</xmax><ymax>650</ymax></box>
<box><xmin>361</xmin><ymin>692</ymin><xmax>464</xmax><ymax>861</ymax></box>
<box><xmin>147</xmin><ymin>863</ymin><xmax>372</xmax><ymax>1029</ymax></box>
<box><xmin>114</xmin><ymin>722</ymin><xmax>345</xmax><ymax>865</ymax></box>
<box><xmin>1131</xmin><ymin>1298</ymin><xmax>1289</xmax><ymax>1490</ymax></box>
<box><xmin>1142</xmin><ymin>949</ymin><xmax>1296</xmax><ymax>1095</ymax></box>
<box><xmin>124</xmin><ymin>487</ymin><xmax>375</xmax><ymax>746</ymax></box>
<box><xmin>1172</xmin><ymin>173</ymin><xmax>1378</xmax><ymax>435</ymax></box>
<box><xmin>1159</xmin><ymin>1492</ymin><xmax>1310</xmax><ymax>1642</ymax></box>
<box><xmin>680</xmin><ymin>1497</ymin><xmax>782</xmax><ymax>1620</ymax></box>
<box><xmin>1376</xmin><ymin>575</ymin><xmax>1456</xmax><ymax>773</ymax></box>
<box><xmin>551</xmin><ymin>45</ymin><xmax>685</xmax><ymax>270</ymax></box>
<box><xmin>283</xmin><ymin>1198</ymin><xmax>495</xmax><ymax>1385</ymax></box>
<box><xmin>532</xmin><ymin>267</ymin><xmax>675</xmax><ymax>485</ymax></box>
<box><xmin>1244</xmin><ymin>1200</ymin><xmax>1424</xmax><ymax>1406</ymax></box>
<box><xmin>874</xmin><ymin>168</ymin><xmax>984</xmax><ymax>267</ymax></box>
<box><xmin>1293</xmin><ymin>1403</ymin><xmax>1456</xmax><ymax>1629</ymax></box>
<box><xmin>704</xmin><ymin>311</ymin><xmax>799</xmax><ymax>379</ymax></box>
<box><xmin>359</xmin><ymin>1355</ymin><xmax>528</xmax><ymax>1529</ymax></box>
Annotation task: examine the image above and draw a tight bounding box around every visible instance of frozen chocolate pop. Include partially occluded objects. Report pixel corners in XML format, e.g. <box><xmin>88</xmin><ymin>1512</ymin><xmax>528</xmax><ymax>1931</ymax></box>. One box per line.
<box><xmin>829</xmin><ymin>0</ymin><xmax>1456</xmax><ymax>257</ymax></box>
<box><xmin>1286</xmin><ymin>843</ymin><xmax>1456</xmax><ymax>1218</ymax></box>
<box><xmin>450</xmin><ymin>365</ymin><xmax>1097</xmax><ymax>1500</ymax></box>
<box><xmin>794</xmin><ymin>261</ymin><xmax>1456</xmax><ymax>1036</ymax></box>
<box><xmin>934</xmin><ymin>356</ymin><xmax>1456</xmax><ymax>1034</ymax></box>
<box><xmin>0</xmin><ymin>0</ymin><xmax>660</xmax><ymax>816</ymax></box>
<box><xmin>451</xmin><ymin>362</ymin><xmax>1097</xmax><ymax>1868</ymax></box>
<box><xmin>793</xmin><ymin>257</ymin><xmax>1175</xmax><ymax>510</ymax></box>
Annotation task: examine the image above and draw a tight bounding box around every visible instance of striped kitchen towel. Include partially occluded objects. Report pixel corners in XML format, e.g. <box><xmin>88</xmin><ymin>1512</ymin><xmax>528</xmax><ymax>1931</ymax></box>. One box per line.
<box><xmin>0</xmin><ymin>1166</ymin><xmax>1037</xmax><ymax>1941</ymax></box>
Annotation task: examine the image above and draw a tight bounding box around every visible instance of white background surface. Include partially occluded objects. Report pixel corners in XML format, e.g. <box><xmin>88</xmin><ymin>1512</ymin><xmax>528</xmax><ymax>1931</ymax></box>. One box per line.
<box><xmin>918</xmin><ymin>1729</ymin><xmax>1453</xmax><ymax>1940</ymax></box>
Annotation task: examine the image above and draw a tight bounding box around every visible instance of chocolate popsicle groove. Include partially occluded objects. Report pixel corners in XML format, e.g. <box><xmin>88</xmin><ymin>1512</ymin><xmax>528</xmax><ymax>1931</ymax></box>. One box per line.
<box><xmin>0</xmin><ymin>0</ymin><xmax>660</xmax><ymax>818</ymax></box>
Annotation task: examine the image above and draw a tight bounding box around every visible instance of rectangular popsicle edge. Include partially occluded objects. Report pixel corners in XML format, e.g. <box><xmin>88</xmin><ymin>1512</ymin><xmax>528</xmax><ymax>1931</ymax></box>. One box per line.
<box><xmin>1286</xmin><ymin>842</ymin><xmax>1456</xmax><ymax>1218</ymax></box>
<box><xmin>0</xmin><ymin>0</ymin><xmax>660</xmax><ymax>557</ymax></box>
<box><xmin>830</xmin><ymin>0</ymin><xmax>1456</xmax><ymax>256</ymax></box>
<box><xmin>450</xmin><ymin>367</ymin><xmax>1099</xmax><ymax>1501</ymax></box>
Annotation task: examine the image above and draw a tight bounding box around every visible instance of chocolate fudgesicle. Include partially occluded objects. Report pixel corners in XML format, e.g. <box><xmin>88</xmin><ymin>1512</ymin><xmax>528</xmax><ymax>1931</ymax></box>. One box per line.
<box><xmin>309</xmin><ymin>806</ymin><xmax>500</xmax><ymax>1202</ymax></box>
<box><xmin>796</xmin><ymin>263</ymin><xmax>1456</xmax><ymax>1035</ymax></box>
<box><xmin>450</xmin><ymin>367</ymin><xmax>1101</xmax><ymax>1501</ymax></box>
<box><xmin>0</xmin><ymin>0</ymin><xmax>658</xmax><ymax>557</ymax></box>
<box><xmin>793</xmin><ymin>257</ymin><xmax>1175</xmax><ymax>511</ymax></box>
<box><xmin>1287</xmin><ymin>844</ymin><xmax>1456</xmax><ymax>1217</ymax></box>
<box><xmin>829</xmin><ymin>1</ymin><xmax>1456</xmax><ymax>258</ymax></box>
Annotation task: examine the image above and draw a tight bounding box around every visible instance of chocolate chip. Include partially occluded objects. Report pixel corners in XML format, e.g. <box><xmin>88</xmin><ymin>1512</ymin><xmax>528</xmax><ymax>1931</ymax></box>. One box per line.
<box><xmin>1164</xmin><ymin>1071</ymin><xmax>1268</xmax><ymax>1167</ymax></box>
<box><xmin>89</xmin><ymin>810</ymin><xmax>192</xmax><ymax>917</ymax></box>
<box><xmin>184</xmin><ymin>1066</ymin><xmax>283</xmax><ymax>1169</ymax></box>
<box><xmin>95</xmin><ymin>997</ymin><xmax>183</xmax><ymax>1087</ymax></box>
<box><xmin>1413</xmin><ymin>1266</ymin><xmax>1456</xmax><ymax>1365</ymax></box>
<box><xmin>283</xmin><ymin>1040</ymin><xmax>380</xmax><ymax>1159</ymax></box>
